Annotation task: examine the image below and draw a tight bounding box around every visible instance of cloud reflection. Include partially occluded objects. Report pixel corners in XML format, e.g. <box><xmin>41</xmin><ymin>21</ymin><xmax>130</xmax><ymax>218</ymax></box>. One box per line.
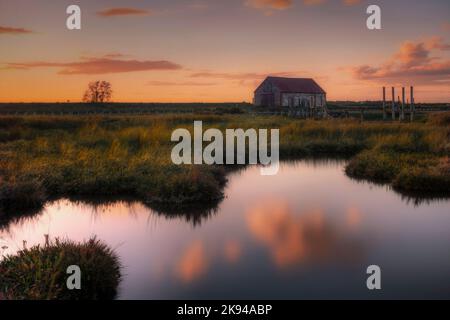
<box><xmin>175</xmin><ymin>240</ymin><xmax>208</xmax><ymax>283</ymax></box>
<box><xmin>224</xmin><ymin>240</ymin><xmax>242</xmax><ymax>264</ymax></box>
<box><xmin>346</xmin><ymin>206</ymin><xmax>362</xmax><ymax>230</ymax></box>
<box><xmin>246</xmin><ymin>199</ymin><xmax>364</xmax><ymax>267</ymax></box>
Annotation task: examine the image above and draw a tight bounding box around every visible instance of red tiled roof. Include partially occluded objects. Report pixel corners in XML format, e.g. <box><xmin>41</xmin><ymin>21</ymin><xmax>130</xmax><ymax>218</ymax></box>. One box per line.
<box><xmin>261</xmin><ymin>77</ymin><xmax>326</xmax><ymax>94</ymax></box>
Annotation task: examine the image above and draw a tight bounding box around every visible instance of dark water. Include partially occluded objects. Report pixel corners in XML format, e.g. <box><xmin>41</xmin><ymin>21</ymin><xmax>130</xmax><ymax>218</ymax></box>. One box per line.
<box><xmin>1</xmin><ymin>161</ymin><xmax>450</xmax><ymax>299</ymax></box>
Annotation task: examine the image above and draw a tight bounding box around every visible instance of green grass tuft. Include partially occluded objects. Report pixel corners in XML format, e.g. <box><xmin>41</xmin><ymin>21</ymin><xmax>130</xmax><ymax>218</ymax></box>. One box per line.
<box><xmin>0</xmin><ymin>237</ymin><xmax>121</xmax><ymax>300</ymax></box>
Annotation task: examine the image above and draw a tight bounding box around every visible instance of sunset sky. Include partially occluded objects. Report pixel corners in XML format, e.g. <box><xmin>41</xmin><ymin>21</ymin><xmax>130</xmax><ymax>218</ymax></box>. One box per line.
<box><xmin>0</xmin><ymin>0</ymin><xmax>449</xmax><ymax>103</ymax></box>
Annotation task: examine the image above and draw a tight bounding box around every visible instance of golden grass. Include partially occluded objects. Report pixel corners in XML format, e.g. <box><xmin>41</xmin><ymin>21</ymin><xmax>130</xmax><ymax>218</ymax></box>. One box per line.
<box><xmin>0</xmin><ymin>113</ymin><xmax>449</xmax><ymax>220</ymax></box>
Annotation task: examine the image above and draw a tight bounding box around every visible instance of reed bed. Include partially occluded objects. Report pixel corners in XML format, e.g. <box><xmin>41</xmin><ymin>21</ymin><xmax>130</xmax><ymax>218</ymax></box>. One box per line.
<box><xmin>0</xmin><ymin>113</ymin><xmax>449</xmax><ymax>219</ymax></box>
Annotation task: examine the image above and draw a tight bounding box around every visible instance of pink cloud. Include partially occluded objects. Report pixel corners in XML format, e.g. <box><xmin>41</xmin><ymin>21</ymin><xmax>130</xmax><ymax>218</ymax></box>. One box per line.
<box><xmin>5</xmin><ymin>56</ymin><xmax>182</xmax><ymax>75</ymax></box>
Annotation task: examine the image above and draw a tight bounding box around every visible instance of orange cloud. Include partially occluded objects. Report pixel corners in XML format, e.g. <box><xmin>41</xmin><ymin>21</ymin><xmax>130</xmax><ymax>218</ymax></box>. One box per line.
<box><xmin>425</xmin><ymin>36</ymin><xmax>450</xmax><ymax>51</ymax></box>
<box><xmin>351</xmin><ymin>37</ymin><xmax>450</xmax><ymax>83</ymax></box>
<box><xmin>5</xmin><ymin>56</ymin><xmax>182</xmax><ymax>75</ymax></box>
<box><xmin>0</xmin><ymin>26</ymin><xmax>33</xmax><ymax>35</ymax></box>
<box><xmin>395</xmin><ymin>41</ymin><xmax>431</xmax><ymax>67</ymax></box>
<box><xmin>97</xmin><ymin>7</ymin><xmax>150</xmax><ymax>17</ymax></box>
<box><xmin>175</xmin><ymin>241</ymin><xmax>208</xmax><ymax>283</ymax></box>
<box><xmin>246</xmin><ymin>0</ymin><xmax>360</xmax><ymax>10</ymax></box>
<box><xmin>245</xmin><ymin>0</ymin><xmax>292</xmax><ymax>10</ymax></box>
<box><xmin>245</xmin><ymin>0</ymin><xmax>292</xmax><ymax>14</ymax></box>
<box><xmin>342</xmin><ymin>0</ymin><xmax>362</xmax><ymax>5</ymax></box>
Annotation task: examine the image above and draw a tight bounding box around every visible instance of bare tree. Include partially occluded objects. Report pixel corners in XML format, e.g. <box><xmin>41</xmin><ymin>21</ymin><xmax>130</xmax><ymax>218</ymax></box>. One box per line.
<box><xmin>83</xmin><ymin>81</ymin><xmax>112</xmax><ymax>103</ymax></box>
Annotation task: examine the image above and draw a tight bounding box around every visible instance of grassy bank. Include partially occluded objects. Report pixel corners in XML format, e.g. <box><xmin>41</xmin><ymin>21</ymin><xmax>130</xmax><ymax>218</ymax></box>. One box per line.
<box><xmin>0</xmin><ymin>237</ymin><xmax>121</xmax><ymax>300</ymax></box>
<box><xmin>345</xmin><ymin>113</ymin><xmax>450</xmax><ymax>193</ymax></box>
<box><xmin>0</xmin><ymin>112</ymin><xmax>449</xmax><ymax>222</ymax></box>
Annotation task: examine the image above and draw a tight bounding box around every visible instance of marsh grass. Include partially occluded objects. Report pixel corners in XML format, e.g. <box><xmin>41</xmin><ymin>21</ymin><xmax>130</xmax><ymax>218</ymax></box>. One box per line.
<box><xmin>0</xmin><ymin>237</ymin><xmax>121</xmax><ymax>300</ymax></box>
<box><xmin>0</xmin><ymin>113</ymin><xmax>449</xmax><ymax>221</ymax></box>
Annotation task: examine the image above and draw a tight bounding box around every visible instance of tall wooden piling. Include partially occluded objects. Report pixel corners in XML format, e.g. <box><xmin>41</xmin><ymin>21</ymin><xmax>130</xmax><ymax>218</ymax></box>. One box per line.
<box><xmin>410</xmin><ymin>86</ymin><xmax>415</xmax><ymax>121</ymax></box>
<box><xmin>391</xmin><ymin>87</ymin><xmax>395</xmax><ymax>120</ymax></box>
<box><xmin>382</xmin><ymin>87</ymin><xmax>386</xmax><ymax>120</ymax></box>
<box><xmin>401</xmin><ymin>87</ymin><xmax>405</xmax><ymax>121</ymax></box>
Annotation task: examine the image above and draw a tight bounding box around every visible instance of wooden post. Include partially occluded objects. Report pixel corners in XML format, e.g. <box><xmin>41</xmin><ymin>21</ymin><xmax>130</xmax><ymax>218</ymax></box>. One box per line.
<box><xmin>410</xmin><ymin>86</ymin><xmax>415</xmax><ymax>121</ymax></box>
<box><xmin>391</xmin><ymin>87</ymin><xmax>395</xmax><ymax>120</ymax></box>
<box><xmin>360</xmin><ymin>108</ymin><xmax>364</xmax><ymax>122</ymax></box>
<box><xmin>401</xmin><ymin>87</ymin><xmax>405</xmax><ymax>121</ymax></box>
<box><xmin>382</xmin><ymin>87</ymin><xmax>386</xmax><ymax>120</ymax></box>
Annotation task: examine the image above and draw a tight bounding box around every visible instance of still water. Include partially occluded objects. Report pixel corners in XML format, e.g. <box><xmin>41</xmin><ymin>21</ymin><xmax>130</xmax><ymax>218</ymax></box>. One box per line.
<box><xmin>1</xmin><ymin>161</ymin><xmax>450</xmax><ymax>299</ymax></box>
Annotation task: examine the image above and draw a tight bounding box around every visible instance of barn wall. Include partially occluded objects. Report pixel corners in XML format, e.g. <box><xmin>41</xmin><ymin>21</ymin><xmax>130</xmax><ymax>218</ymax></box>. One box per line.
<box><xmin>273</xmin><ymin>87</ymin><xmax>281</xmax><ymax>106</ymax></box>
<box><xmin>254</xmin><ymin>78</ymin><xmax>281</xmax><ymax>107</ymax></box>
<box><xmin>253</xmin><ymin>93</ymin><xmax>263</xmax><ymax>106</ymax></box>
<box><xmin>281</xmin><ymin>93</ymin><xmax>326</xmax><ymax>107</ymax></box>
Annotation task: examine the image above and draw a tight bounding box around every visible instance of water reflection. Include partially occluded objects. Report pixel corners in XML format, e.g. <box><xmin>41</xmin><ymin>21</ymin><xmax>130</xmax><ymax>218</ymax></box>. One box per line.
<box><xmin>246</xmin><ymin>199</ymin><xmax>364</xmax><ymax>267</ymax></box>
<box><xmin>1</xmin><ymin>161</ymin><xmax>450</xmax><ymax>299</ymax></box>
<box><xmin>346</xmin><ymin>176</ymin><xmax>450</xmax><ymax>207</ymax></box>
<box><xmin>0</xmin><ymin>206</ymin><xmax>43</xmax><ymax>232</ymax></box>
<box><xmin>224</xmin><ymin>240</ymin><xmax>241</xmax><ymax>264</ymax></box>
<box><xmin>346</xmin><ymin>207</ymin><xmax>362</xmax><ymax>230</ymax></box>
<box><xmin>150</xmin><ymin>201</ymin><xmax>220</xmax><ymax>226</ymax></box>
<box><xmin>0</xmin><ymin>195</ymin><xmax>220</xmax><ymax>231</ymax></box>
<box><xmin>176</xmin><ymin>240</ymin><xmax>208</xmax><ymax>283</ymax></box>
<box><xmin>1</xmin><ymin>159</ymin><xmax>448</xmax><ymax>232</ymax></box>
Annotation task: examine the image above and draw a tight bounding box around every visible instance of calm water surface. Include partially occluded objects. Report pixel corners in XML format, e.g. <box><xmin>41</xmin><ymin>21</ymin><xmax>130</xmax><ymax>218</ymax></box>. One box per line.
<box><xmin>1</xmin><ymin>161</ymin><xmax>450</xmax><ymax>299</ymax></box>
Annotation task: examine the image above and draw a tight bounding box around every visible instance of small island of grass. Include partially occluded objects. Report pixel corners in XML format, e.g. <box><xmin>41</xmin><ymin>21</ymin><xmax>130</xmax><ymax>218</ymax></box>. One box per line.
<box><xmin>0</xmin><ymin>237</ymin><xmax>121</xmax><ymax>300</ymax></box>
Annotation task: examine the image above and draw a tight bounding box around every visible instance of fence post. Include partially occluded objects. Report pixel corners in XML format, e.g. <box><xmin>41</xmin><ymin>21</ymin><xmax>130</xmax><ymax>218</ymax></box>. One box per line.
<box><xmin>401</xmin><ymin>87</ymin><xmax>405</xmax><ymax>121</ymax></box>
<box><xmin>391</xmin><ymin>87</ymin><xmax>395</xmax><ymax>120</ymax></box>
